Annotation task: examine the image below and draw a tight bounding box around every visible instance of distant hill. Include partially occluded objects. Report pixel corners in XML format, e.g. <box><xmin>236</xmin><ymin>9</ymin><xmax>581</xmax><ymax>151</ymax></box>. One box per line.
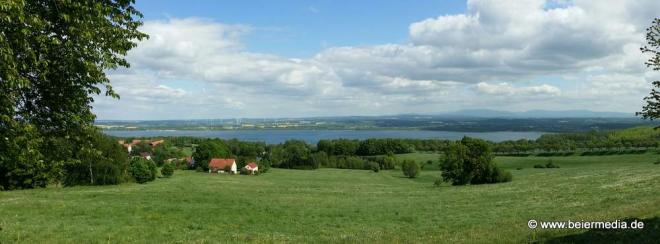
<box><xmin>438</xmin><ymin>109</ymin><xmax>632</xmax><ymax>118</ymax></box>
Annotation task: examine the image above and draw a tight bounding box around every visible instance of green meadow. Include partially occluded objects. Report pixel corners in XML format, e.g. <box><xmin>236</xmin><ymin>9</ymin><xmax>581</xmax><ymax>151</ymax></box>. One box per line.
<box><xmin>1</xmin><ymin>153</ymin><xmax>659</xmax><ymax>243</ymax></box>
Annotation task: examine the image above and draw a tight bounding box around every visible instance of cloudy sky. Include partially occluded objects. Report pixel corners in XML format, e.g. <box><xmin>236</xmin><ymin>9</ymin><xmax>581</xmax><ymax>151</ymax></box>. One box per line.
<box><xmin>93</xmin><ymin>0</ymin><xmax>660</xmax><ymax>120</ymax></box>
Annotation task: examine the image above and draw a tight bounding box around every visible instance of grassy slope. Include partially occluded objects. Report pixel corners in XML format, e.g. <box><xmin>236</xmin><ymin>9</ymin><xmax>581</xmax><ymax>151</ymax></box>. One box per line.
<box><xmin>1</xmin><ymin>153</ymin><xmax>659</xmax><ymax>243</ymax></box>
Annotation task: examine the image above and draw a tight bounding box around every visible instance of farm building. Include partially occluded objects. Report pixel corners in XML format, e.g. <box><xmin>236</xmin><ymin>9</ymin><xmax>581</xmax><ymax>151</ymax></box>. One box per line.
<box><xmin>209</xmin><ymin>158</ymin><xmax>237</xmax><ymax>174</ymax></box>
<box><xmin>244</xmin><ymin>162</ymin><xmax>259</xmax><ymax>174</ymax></box>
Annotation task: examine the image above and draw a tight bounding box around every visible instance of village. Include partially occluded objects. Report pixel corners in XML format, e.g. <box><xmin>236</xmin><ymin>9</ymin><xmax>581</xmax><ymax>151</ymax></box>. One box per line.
<box><xmin>117</xmin><ymin>139</ymin><xmax>260</xmax><ymax>175</ymax></box>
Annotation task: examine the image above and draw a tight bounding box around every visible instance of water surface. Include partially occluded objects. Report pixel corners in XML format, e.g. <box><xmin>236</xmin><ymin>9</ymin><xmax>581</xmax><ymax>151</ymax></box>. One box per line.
<box><xmin>103</xmin><ymin>129</ymin><xmax>546</xmax><ymax>144</ymax></box>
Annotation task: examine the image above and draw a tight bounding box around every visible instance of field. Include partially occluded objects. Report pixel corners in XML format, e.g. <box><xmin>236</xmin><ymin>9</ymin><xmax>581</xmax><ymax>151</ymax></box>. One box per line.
<box><xmin>1</xmin><ymin>153</ymin><xmax>659</xmax><ymax>243</ymax></box>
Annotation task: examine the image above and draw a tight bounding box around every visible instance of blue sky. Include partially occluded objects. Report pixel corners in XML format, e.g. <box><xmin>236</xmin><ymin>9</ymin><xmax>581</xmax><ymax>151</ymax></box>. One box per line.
<box><xmin>136</xmin><ymin>0</ymin><xmax>466</xmax><ymax>57</ymax></box>
<box><xmin>93</xmin><ymin>0</ymin><xmax>659</xmax><ymax>120</ymax></box>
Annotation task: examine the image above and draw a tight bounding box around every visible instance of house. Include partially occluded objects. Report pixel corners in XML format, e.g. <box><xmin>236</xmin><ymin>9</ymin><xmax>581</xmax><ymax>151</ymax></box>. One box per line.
<box><xmin>149</xmin><ymin>140</ymin><xmax>164</xmax><ymax>147</ymax></box>
<box><xmin>139</xmin><ymin>152</ymin><xmax>152</xmax><ymax>160</ymax></box>
<box><xmin>244</xmin><ymin>162</ymin><xmax>259</xmax><ymax>174</ymax></box>
<box><xmin>208</xmin><ymin>158</ymin><xmax>237</xmax><ymax>174</ymax></box>
<box><xmin>117</xmin><ymin>140</ymin><xmax>133</xmax><ymax>153</ymax></box>
<box><xmin>117</xmin><ymin>139</ymin><xmax>165</xmax><ymax>153</ymax></box>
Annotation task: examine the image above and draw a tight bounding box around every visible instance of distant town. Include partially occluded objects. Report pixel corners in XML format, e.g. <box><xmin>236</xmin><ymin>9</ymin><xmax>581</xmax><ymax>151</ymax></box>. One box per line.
<box><xmin>95</xmin><ymin>111</ymin><xmax>659</xmax><ymax>133</ymax></box>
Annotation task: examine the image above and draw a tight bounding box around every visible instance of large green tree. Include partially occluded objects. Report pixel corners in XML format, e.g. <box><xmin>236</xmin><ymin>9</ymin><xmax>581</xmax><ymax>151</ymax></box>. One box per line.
<box><xmin>0</xmin><ymin>0</ymin><xmax>147</xmax><ymax>189</ymax></box>
<box><xmin>638</xmin><ymin>18</ymin><xmax>660</xmax><ymax>122</ymax></box>
<box><xmin>441</xmin><ymin>137</ymin><xmax>511</xmax><ymax>185</ymax></box>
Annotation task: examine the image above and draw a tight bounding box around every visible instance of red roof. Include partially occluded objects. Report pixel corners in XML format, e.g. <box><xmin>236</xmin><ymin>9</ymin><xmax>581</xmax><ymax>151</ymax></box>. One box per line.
<box><xmin>149</xmin><ymin>140</ymin><xmax>164</xmax><ymax>146</ymax></box>
<box><xmin>209</xmin><ymin>158</ymin><xmax>235</xmax><ymax>170</ymax></box>
<box><xmin>246</xmin><ymin>162</ymin><xmax>258</xmax><ymax>170</ymax></box>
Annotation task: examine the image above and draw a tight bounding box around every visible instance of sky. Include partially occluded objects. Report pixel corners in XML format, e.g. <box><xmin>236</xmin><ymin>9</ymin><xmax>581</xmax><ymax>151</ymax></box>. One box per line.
<box><xmin>93</xmin><ymin>0</ymin><xmax>660</xmax><ymax>120</ymax></box>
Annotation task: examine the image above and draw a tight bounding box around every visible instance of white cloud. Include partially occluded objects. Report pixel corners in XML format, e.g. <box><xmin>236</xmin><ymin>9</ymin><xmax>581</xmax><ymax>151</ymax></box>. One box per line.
<box><xmin>95</xmin><ymin>1</ymin><xmax>660</xmax><ymax>119</ymax></box>
<box><xmin>475</xmin><ymin>82</ymin><xmax>561</xmax><ymax>96</ymax></box>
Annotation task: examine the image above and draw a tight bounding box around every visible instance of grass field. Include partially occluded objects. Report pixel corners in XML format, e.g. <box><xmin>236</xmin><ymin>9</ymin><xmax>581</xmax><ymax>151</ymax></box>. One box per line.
<box><xmin>1</xmin><ymin>153</ymin><xmax>659</xmax><ymax>243</ymax></box>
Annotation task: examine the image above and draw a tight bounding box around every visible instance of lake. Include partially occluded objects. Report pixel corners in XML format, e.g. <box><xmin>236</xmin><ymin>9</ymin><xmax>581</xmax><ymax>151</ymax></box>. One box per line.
<box><xmin>103</xmin><ymin>130</ymin><xmax>546</xmax><ymax>144</ymax></box>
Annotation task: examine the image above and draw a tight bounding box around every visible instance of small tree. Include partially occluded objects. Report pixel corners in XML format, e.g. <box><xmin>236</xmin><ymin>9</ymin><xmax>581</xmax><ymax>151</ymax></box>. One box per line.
<box><xmin>161</xmin><ymin>163</ymin><xmax>174</xmax><ymax>177</ymax></box>
<box><xmin>224</xmin><ymin>165</ymin><xmax>232</xmax><ymax>174</ymax></box>
<box><xmin>441</xmin><ymin>137</ymin><xmax>512</xmax><ymax>185</ymax></box>
<box><xmin>129</xmin><ymin>158</ymin><xmax>153</xmax><ymax>184</ymax></box>
<box><xmin>401</xmin><ymin>160</ymin><xmax>420</xmax><ymax>178</ymax></box>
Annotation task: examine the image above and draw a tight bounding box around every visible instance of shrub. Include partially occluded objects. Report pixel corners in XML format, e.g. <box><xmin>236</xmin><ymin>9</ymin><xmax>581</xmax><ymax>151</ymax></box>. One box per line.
<box><xmin>224</xmin><ymin>165</ymin><xmax>232</xmax><ymax>174</ymax></box>
<box><xmin>434</xmin><ymin>178</ymin><xmax>443</xmax><ymax>187</ymax></box>
<box><xmin>195</xmin><ymin>166</ymin><xmax>204</xmax><ymax>172</ymax></box>
<box><xmin>493</xmin><ymin>167</ymin><xmax>512</xmax><ymax>183</ymax></box>
<box><xmin>655</xmin><ymin>160</ymin><xmax>660</xmax><ymax>165</ymax></box>
<box><xmin>129</xmin><ymin>158</ymin><xmax>156</xmax><ymax>184</ymax></box>
<box><xmin>545</xmin><ymin>159</ymin><xmax>560</xmax><ymax>168</ymax></box>
<box><xmin>161</xmin><ymin>163</ymin><xmax>174</xmax><ymax>177</ymax></box>
<box><xmin>516</xmin><ymin>167</ymin><xmax>523</xmax><ymax>170</ymax></box>
<box><xmin>441</xmin><ymin>137</ymin><xmax>512</xmax><ymax>185</ymax></box>
<box><xmin>369</xmin><ymin>162</ymin><xmax>380</xmax><ymax>172</ymax></box>
<box><xmin>147</xmin><ymin>160</ymin><xmax>158</xmax><ymax>180</ymax></box>
<box><xmin>534</xmin><ymin>164</ymin><xmax>546</xmax><ymax>168</ymax></box>
<box><xmin>93</xmin><ymin>162</ymin><xmax>121</xmax><ymax>185</ymax></box>
<box><xmin>401</xmin><ymin>160</ymin><xmax>420</xmax><ymax>178</ymax></box>
<box><xmin>259</xmin><ymin>160</ymin><xmax>271</xmax><ymax>173</ymax></box>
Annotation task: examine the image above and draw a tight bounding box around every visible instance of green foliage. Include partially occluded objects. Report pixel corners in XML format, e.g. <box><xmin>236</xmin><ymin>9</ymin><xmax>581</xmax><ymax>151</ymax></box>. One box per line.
<box><xmin>130</xmin><ymin>142</ymin><xmax>153</xmax><ymax>156</ymax></box>
<box><xmin>433</xmin><ymin>178</ymin><xmax>443</xmax><ymax>187</ymax></box>
<box><xmin>311</xmin><ymin>151</ymin><xmax>330</xmax><ymax>167</ymax></box>
<box><xmin>153</xmin><ymin>143</ymin><xmax>184</xmax><ymax>167</ymax></box>
<box><xmin>129</xmin><ymin>158</ymin><xmax>156</xmax><ymax>184</ymax></box>
<box><xmin>401</xmin><ymin>160</ymin><xmax>420</xmax><ymax>178</ymax></box>
<box><xmin>638</xmin><ymin>18</ymin><xmax>660</xmax><ymax>122</ymax></box>
<box><xmin>441</xmin><ymin>137</ymin><xmax>511</xmax><ymax>185</ymax></box>
<box><xmin>534</xmin><ymin>159</ymin><xmax>560</xmax><ymax>169</ymax></box>
<box><xmin>317</xmin><ymin>139</ymin><xmax>360</xmax><ymax>155</ymax></box>
<box><xmin>61</xmin><ymin>128</ymin><xmax>130</xmax><ymax>186</ymax></box>
<box><xmin>0</xmin><ymin>0</ymin><xmax>146</xmax><ymax>190</ymax></box>
<box><xmin>357</xmin><ymin>138</ymin><xmax>413</xmax><ymax>155</ymax></box>
<box><xmin>1</xmin><ymin>153</ymin><xmax>660</xmax><ymax>243</ymax></box>
<box><xmin>369</xmin><ymin>162</ymin><xmax>380</xmax><ymax>172</ymax></box>
<box><xmin>161</xmin><ymin>163</ymin><xmax>175</xmax><ymax>177</ymax></box>
<box><xmin>266</xmin><ymin>140</ymin><xmax>316</xmax><ymax>169</ymax></box>
<box><xmin>545</xmin><ymin>159</ymin><xmax>560</xmax><ymax>168</ymax></box>
<box><xmin>258</xmin><ymin>160</ymin><xmax>271</xmax><ymax>173</ymax></box>
<box><xmin>0</xmin><ymin>123</ymin><xmax>48</xmax><ymax>190</ymax></box>
<box><xmin>192</xmin><ymin>140</ymin><xmax>230</xmax><ymax>170</ymax></box>
<box><xmin>92</xmin><ymin>162</ymin><xmax>122</xmax><ymax>185</ymax></box>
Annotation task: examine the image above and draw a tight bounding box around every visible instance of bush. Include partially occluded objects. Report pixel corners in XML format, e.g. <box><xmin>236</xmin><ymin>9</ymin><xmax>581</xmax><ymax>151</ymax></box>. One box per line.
<box><xmin>93</xmin><ymin>162</ymin><xmax>122</xmax><ymax>185</ymax></box>
<box><xmin>434</xmin><ymin>178</ymin><xmax>444</xmax><ymax>187</ymax></box>
<box><xmin>493</xmin><ymin>167</ymin><xmax>512</xmax><ymax>183</ymax></box>
<box><xmin>196</xmin><ymin>166</ymin><xmax>204</xmax><ymax>172</ymax></box>
<box><xmin>401</xmin><ymin>160</ymin><xmax>420</xmax><ymax>178</ymax></box>
<box><xmin>369</xmin><ymin>162</ymin><xmax>380</xmax><ymax>172</ymax></box>
<box><xmin>259</xmin><ymin>160</ymin><xmax>271</xmax><ymax>173</ymax></box>
<box><xmin>534</xmin><ymin>164</ymin><xmax>546</xmax><ymax>168</ymax></box>
<box><xmin>441</xmin><ymin>137</ymin><xmax>512</xmax><ymax>185</ymax></box>
<box><xmin>161</xmin><ymin>163</ymin><xmax>174</xmax><ymax>177</ymax></box>
<box><xmin>130</xmin><ymin>158</ymin><xmax>156</xmax><ymax>184</ymax></box>
<box><xmin>655</xmin><ymin>160</ymin><xmax>660</xmax><ymax>165</ymax></box>
<box><xmin>545</xmin><ymin>159</ymin><xmax>560</xmax><ymax>168</ymax></box>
